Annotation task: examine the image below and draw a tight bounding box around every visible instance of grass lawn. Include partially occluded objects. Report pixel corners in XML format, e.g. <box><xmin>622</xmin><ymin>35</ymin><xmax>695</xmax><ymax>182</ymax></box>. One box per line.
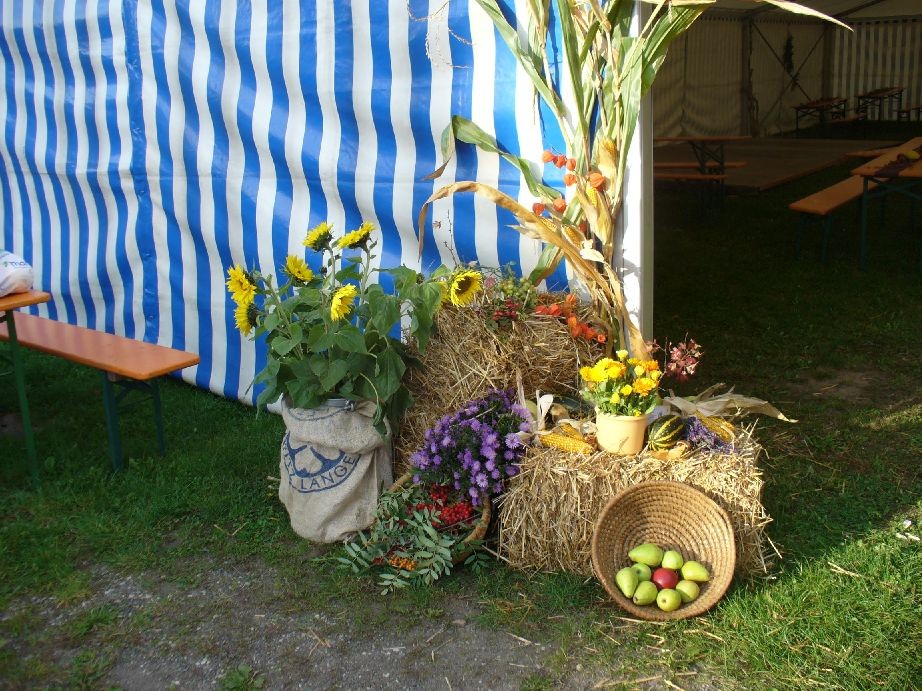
<box><xmin>2</xmin><ymin>132</ymin><xmax>921</xmax><ymax>688</ymax></box>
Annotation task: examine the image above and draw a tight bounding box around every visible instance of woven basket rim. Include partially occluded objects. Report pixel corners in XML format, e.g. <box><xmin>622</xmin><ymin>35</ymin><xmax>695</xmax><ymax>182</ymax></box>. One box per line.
<box><xmin>391</xmin><ymin>473</ymin><xmax>492</xmax><ymax>562</ymax></box>
<box><xmin>591</xmin><ymin>480</ymin><xmax>736</xmax><ymax>621</ymax></box>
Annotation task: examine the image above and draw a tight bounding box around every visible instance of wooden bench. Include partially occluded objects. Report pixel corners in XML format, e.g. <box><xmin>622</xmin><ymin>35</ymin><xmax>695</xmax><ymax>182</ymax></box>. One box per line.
<box><xmin>896</xmin><ymin>105</ymin><xmax>922</xmax><ymax>121</ymax></box>
<box><xmin>0</xmin><ymin>312</ymin><xmax>199</xmax><ymax>471</ymax></box>
<box><xmin>846</xmin><ymin>147</ymin><xmax>895</xmax><ymax>159</ymax></box>
<box><xmin>653</xmin><ymin>161</ymin><xmax>746</xmax><ymax>170</ymax></box>
<box><xmin>789</xmin><ymin>175</ymin><xmax>877</xmax><ymax>263</ymax></box>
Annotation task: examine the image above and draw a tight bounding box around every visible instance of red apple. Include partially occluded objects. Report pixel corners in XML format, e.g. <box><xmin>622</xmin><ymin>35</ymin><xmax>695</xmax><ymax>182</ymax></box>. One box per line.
<box><xmin>651</xmin><ymin>567</ymin><xmax>679</xmax><ymax>590</ymax></box>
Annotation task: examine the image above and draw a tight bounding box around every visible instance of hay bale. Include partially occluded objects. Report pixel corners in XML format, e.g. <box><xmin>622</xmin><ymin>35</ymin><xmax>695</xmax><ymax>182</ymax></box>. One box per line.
<box><xmin>497</xmin><ymin>425</ymin><xmax>773</xmax><ymax>578</ymax></box>
<box><xmin>396</xmin><ymin>301</ymin><xmax>603</xmax><ymax>472</ymax></box>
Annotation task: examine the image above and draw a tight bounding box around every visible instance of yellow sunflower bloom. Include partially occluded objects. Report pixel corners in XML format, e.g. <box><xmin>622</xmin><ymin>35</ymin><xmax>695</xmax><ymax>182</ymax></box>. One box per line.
<box><xmin>284</xmin><ymin>255</ymin><xmax>314</xmax><ymax>283</ymax></box>
<box><xmin>633</xmin><ymin>364</ymin><xmax>645</xmax><ymax>377</ymax></box>
<box><xmin>615</xmin><ymin>349</ymin><xmax>628</xmax><ymax>360</ymax></box>
<box><xmin>336</xmin><ymin>221</ymin><xmax>374</xmax><ymax>250</ymax></box>
<box><xmin>226</xmin><ymin>264</ymin><xmax>256</xmax><ymax>305</ymax></box>
<box><xmin>234</xmin><ymin>301</ymin><xmax>256</xmax><ymax>335</ymax></box>
<box><xmin>449</xmin><ymin>269</ymin><xmax>482</xmax><ymax>307</ymax></box>
<box><xmin>304</xmin><ymin>221</ymin><xmax>333</xmax><ymax>250</ymax></box>
<box><xmin>437</xmin><ymin>278</ymin><xmax>450</xmax><ymax>304</ymax></box>
<box><xmin>620</xmin><ymin>384</ymin><xmax>633</xmax><ymax>396</ymax></box>
<box><xmin>330</xmin><ymin>284</ymin><xmax>358</xmax><ymax>321</ymax></box>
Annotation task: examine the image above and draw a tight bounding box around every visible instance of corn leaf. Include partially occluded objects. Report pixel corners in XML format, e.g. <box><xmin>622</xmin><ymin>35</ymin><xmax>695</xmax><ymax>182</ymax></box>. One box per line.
<box><xmin>426</xmin><ymin>116</ymin><xmax>557</xmax><ymax>201</ymax></box>
<box><xmin>473</xmin><ymin>0</ymin><xmax>566</xmax><ymax>119</ymax></box>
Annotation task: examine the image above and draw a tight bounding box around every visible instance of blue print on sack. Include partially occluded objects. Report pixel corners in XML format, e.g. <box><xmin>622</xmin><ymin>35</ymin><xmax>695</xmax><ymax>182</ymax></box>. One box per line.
<box><xmin>282</xmin><ymin>431</ymin><xmax>361</xmax><ymax>494</ymax></box>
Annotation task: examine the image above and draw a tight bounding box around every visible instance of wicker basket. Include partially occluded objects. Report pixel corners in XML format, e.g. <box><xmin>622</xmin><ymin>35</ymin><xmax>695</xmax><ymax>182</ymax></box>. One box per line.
<box><xmin>391</xmin><ymin>474</ymin><xmax>491</xmax><ymax>564</ymax></box>
<box><xmin>591</xmin><ymin>481</ymin><xmax>736</xmax><ymax>621</ymax></box>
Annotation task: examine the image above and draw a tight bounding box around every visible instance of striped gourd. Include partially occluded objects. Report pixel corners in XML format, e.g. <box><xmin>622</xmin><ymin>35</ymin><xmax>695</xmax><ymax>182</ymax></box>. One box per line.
<box><xmin>699</xmin><ymin>416</ymin><xmax>736</xmax><ymax>442</ymax></box>
<box><xmin>539</xmin><ymin>432</ymin><xmax>595</xmax><ymax>454</ymax></box>
<box><xmin>647</xmin><ymin>414</ymin><xmax>686</xmax><ymax>451</ymax></box>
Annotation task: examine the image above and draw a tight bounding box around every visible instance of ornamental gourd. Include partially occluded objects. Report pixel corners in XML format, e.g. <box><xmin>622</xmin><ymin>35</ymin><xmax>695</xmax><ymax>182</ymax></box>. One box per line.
<box><xmin>647</xmin><ymin>415</ymin><xmax>686</xmax><ymax>451</ymax></box>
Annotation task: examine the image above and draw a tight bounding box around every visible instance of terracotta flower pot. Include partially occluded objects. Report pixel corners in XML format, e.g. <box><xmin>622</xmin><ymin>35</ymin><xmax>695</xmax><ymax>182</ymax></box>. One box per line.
<box><xmin>595</xmin><ymin>411</ymin><xmax>648</xmax><ymax>455</ymax></box>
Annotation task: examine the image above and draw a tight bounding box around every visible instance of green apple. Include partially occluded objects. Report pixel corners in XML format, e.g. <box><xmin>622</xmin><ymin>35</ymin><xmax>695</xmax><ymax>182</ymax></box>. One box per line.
<box><xmin>675</xmin><ymin>579</ymin><xmax>700</xmax><ymax>603</ymax></box>
<box><xmin>632</xmin><ymin>580</ymin><xmax>658</xmax><ymax>606</ymax></box>
<box><xmin>661</xmin><ymin>549</ymin><xmax>684</xmax><ymax>570</ymax></box>
<box><xmin>628</xmin><ymin>543</ymin><xmax>664</xmax><ymax>567</ymax></box>
<box><xmin>680</xmin><ymin>560</ymin><xmax>711</xmax><ymax>582</ymax></box>
<box><xmin>615</xmin><ymin>567</ymin><xmax>639</xmax><ymax>598</ymax></box>
<box><xmin>656</xmin><ymin>588</ymin><xmax>682</xmax><ymax>612</ymax></box>
<box><xmin>631</xmin><ymin>562</ymin><xmax>652</xmax><ymax>581</ymax></box>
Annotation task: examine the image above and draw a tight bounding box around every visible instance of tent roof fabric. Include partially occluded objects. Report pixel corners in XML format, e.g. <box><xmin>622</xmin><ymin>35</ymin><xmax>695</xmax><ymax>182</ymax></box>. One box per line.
<box><xmin>716</xmin><ymin>0</ymin><xmax>920</xmax><ymax>20</ymax></box>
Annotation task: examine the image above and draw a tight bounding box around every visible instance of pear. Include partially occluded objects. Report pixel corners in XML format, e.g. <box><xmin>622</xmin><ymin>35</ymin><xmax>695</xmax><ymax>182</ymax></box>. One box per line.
<box><xmin>675</xmin><ymin>579</ymin><xmax>700</xmax><ymax>603</ymax></box>
<box><xmin>628</xmin><ymin>543</ymin><xmax>664</xmax><ymax>567</ymax></box>
<box><xmin>631</xmin><ymin>562</ymin><xmax>652</xmax><ymax>581</ymax></box>
<box><xmin>656</xmin><ymin>588</ymin><xmax>682</xmax><ymax>612</ymax></box>
<box><xmin>661</xmin><ymin>550</ymin><xmax>684</xmax><ymax>570</ymax></box>
<box><xmin>615</xmin><ymin>567</ymin><xmax>639</xmax><ymax>598</ymax></box>
<box><xmin>680</xmin><ymin>560</ymin><xmax>711</xmax><ymax>582</ymax></box>
<box><xmin>632</xmin><ymin>580</ymin><xmax>658</xmax><ymax>606</ymax></box>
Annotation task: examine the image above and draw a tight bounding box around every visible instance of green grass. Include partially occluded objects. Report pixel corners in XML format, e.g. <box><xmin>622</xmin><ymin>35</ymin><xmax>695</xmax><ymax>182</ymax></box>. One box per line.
<box><xmin>2</xmin><ymin>130</ymin><xmax>922</xmax><ymax>688</ymax></box>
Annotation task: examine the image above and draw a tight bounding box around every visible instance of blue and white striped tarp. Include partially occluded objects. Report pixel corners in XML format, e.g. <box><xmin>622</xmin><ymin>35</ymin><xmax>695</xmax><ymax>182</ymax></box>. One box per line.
<box><xmin>1</xmin><ymin>1</ymin><xmax>644</xmax><ymax>405</ymax></box>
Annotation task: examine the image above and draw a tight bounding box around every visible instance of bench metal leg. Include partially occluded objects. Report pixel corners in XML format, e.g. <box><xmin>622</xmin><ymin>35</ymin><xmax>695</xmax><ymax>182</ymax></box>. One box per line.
<box><xmin>100</xmin><ymin>373</ymin><xmax>167</xmax><ymax>471</ymax></box>
<box><xmin>4</xmin><ymin>313</ymin><xmax>41</xmax><ymax>485</ymax></box>
<box><xmin>820</xmin><ymin>217</ymin><xmax>832</xmax><ymax>264</ymax></box>
<box><xmin>101</xmin><ymin>372</ymin><xmax>125</xmax><ymax>472</ymax></box>
<box><xmin>151</xmin><ymin>379</ymin><xmax>165</xmax><ymax>455</ymax></box>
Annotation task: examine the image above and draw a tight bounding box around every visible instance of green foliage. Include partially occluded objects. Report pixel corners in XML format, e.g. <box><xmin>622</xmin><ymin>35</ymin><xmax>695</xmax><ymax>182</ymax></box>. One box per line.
<box><xmin>218</xmin><ymin>664</ymin><xmax>265</xmax><ymax>691</ymax></box>
<box><xmin>339</xmin><ymin>484</ymin><xmax>487</xmax><ymax>593</ymax></box>
<box><xmin>229</xmin><ymin>223</ymin><xmax>445</xmax><ymax>434</ymax></box>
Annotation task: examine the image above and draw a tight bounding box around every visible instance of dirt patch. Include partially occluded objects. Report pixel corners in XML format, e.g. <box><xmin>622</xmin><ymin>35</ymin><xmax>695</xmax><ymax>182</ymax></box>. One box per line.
<box><xmin>0</xmin><ymin>559</ymin><xmax>730</xmax><ymax>690</ymax></box>
<box><xmin>2</xmin><ymin>562</ymin><xmax>554</xmax><ymax>690</ymax></box>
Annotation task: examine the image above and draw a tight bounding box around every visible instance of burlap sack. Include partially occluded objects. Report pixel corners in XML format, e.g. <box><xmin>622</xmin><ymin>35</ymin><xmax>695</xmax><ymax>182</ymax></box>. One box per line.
<box><xmin>279</xmin><ymin>397</ymin><xmax>392</xmax><ymax>543</ymax></box>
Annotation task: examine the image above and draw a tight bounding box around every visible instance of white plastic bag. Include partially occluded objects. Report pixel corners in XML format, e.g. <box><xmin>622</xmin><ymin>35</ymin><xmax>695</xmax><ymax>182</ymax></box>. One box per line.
<box><xmin>0</xmin><ymin>250</ymin><xmax>33</xmax><ymax>297</ymax></box>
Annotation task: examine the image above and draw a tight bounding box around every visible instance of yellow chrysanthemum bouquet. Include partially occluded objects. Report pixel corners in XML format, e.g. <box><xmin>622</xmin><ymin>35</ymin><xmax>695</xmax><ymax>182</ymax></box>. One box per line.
<box><xmin>226</xmin><ymin>221</ymin><xmax>481</xmax><ymax>434</ymax></box>
<box><xmin>580</xmin><ymin>351</ymin><xmax>662</xmax><ymax>418</ymax></box>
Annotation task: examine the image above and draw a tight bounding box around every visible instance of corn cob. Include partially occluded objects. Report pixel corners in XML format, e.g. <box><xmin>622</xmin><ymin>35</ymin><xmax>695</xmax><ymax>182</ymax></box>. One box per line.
<box><xmin>558</xmin><ymin>423</ymin><xmax>584</xmax><ymax>439</ymax></box>
<box><xmin>699</xmin><ymin>416</ymin><xmax>736</xmax><ymax>442</ymax></box>
<box><xmin>539</xmin><ymin>431</ymin><xmax>594</xmax><ymax>454</ymax></box>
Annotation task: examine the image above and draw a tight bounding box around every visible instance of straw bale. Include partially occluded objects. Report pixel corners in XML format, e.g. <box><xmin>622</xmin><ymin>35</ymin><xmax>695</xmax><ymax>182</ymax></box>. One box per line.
<box><xmin>497</xmin><ymin>425</ymin><xmax>772</xmax><ymax>578</ymax></box>
<box><xmin>396</xmin><ymin>300</ymin><xmax>603</xmax><ymax>472</ymax></box>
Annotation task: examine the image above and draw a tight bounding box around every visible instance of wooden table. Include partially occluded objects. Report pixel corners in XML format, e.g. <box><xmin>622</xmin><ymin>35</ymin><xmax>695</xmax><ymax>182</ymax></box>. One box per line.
<box><xmin>654</xmin><ymin>135</ymin><xmax>750</xmax><ymax>174</ymax></box>
<box><xmin>855</xmin><ymin>86</ymin><xmax>904</xmax><ymax>121</ymax></box>
<box><xmin>794</xmin><ymin>97</ymin><xmax>848</xmax><ymax>133</ymax></box>
<box><xmin>0</xmin><ymin>289</ymin><xmax>50</xmax><ymax>484</ymax></box>
<box><xmin>851</xmin><ymin>137</ymin><xmax>922</xmax><ymax>270</ymax></box>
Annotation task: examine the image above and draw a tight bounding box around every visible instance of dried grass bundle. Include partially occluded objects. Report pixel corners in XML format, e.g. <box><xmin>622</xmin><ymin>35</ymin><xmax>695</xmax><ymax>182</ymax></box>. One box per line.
<box><xmin>497</xmin><ymin>425</ymin><xmax>773</xmax><ymax>578</ymax></box>
<box><xmin>396</xmin><ymin>301</ymin><xmax>603</xmax><ymax>472</ymax></box>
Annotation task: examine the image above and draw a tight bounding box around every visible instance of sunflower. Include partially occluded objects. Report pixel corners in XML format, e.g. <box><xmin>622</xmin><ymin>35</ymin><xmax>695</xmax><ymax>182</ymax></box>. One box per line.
<box><xmin>283</xmin><ymin>255</ymin><xmax>314</xmax><ymax>283</ymax></box>
<box><xmin>234</xmin><ymin>300</ymin><xmax>258</xmax><ymax>335</ymax></box>
<box><xmin>226</xmin><ymin>264</ymin><xmax>256</xmax><ymax>305</ymax></box>
<box><xmin>304</xmin><ymin>221</ymin><xmax>333</xmax><ymax>251</ymax></box>
<box><xmin>330</xmin><ymin>284</ymin><xmax>358</xmax><ymax>321</ymax></box>
<box><xmin>448</xmin><ymin>269</ymin><xmax>482</xmax><ymax>307</ymax></box>
<box><xmin>336</xmin><ymin>221</ymin><xmax>374</xmax><ymax>250</ymax></box>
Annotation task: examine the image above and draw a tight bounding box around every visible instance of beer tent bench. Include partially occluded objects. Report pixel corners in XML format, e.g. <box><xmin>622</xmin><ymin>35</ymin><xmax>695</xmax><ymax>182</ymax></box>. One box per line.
<box><xmin>0</xmin><ymin>307</ymin><xmax>199</xmax><ymax>475</ymax></box>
